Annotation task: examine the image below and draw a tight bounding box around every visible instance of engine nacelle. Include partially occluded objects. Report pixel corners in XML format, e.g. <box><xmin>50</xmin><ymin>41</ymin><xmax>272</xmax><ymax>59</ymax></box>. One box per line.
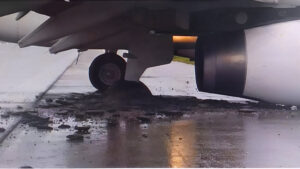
<box><xmin>195</xmin><ymin>20</ymin><xmax>300</xmax><ymax>105</ymax></box>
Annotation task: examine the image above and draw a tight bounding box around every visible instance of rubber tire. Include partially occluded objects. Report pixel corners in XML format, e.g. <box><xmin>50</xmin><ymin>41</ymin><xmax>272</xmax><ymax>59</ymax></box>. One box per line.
<box><xmin>195</xmin><ymin>37</ymin><xmax>205</xmax><ymax>91</ymax></box>
<box><xmin>89</xmin><ymin>53</ymin><xmax>126</xmax><ymax>92</ymax></box>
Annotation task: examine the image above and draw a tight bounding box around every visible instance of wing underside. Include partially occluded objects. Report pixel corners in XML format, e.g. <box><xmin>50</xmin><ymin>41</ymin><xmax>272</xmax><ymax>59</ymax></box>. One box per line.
<box><xmin>0</xmin><ymin>0</ymin><xmax>297</xmax><ymax>53</ymax></box>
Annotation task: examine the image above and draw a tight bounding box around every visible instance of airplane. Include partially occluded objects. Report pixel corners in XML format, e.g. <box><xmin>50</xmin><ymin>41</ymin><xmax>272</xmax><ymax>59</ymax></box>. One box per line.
<box><xmin>1</xmin><ymin>0</ymin><xmax>300</xmax><ymax>105</ymax></box>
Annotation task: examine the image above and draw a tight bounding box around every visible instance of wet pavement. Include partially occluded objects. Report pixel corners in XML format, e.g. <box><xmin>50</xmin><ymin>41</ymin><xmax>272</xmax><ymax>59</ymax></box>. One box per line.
<box><xmin>1</xmin><ymin>91</ymin><xmax>300</xmax><ymax>168</ymax></box>
<box><xmin>0</xmin><ymin>48</ymin><xmax>300</xmax><ymax>168</ymax></box>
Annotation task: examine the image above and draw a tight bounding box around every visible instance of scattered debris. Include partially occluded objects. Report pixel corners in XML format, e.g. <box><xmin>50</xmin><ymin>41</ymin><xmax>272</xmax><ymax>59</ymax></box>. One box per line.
<box><xmin>28</xmin><ymin>121</ymin><xmax>44</xmax><ymax>127</ymax></box>
<box><xmin>45</xmin><ymin>98</ymin><xmax>53</xmax><ymax>103</ymax></box>
<box><xmin>55</xmin><ymin>99</ymin><xmax>71</xmax><ymax>106</ymax></box>
<box><xmin>67</xmin><ymin>134</ymin><xmax>84</xmax><ymax>141</ymax></box>
<box><xmin>8</xmin><ymin>111</ymin><xmax>23</xmax><ymax>116</ymax></box>
<box><xmin>17</xmin><ymin>106</ymin><xmax>23</xmax><ymax>110</ymax></box>
<box><xmin>36</xmin><ymin>125</ymin><xmax>53</xmax><ymax>131</ymax></box>
<box><xmin>0</xmin><ymin>127</ymin><xmax>5</xmax><ymax>133</ymax></box>
<box><xmin>58</xmin><ymin>124</ymin><xmax>71</xmax><ymax>129</ymax></box>
<box><xmin>75</xmin><ymin>126</ymin><xmax>90</xmax><ymax>134</ymax></box>
<box><xmin>27</xmin><ymin>111</ymin><xmax>38</xmax><ymax>114</ymax></box>
<box><xmin>102</xmin><ymin>81</ymin><xmax>152</xmax><ymax>107</ymax></box>
<box><xmin>21</xmin><ymin>113</ymin><xmax>53</xmax><ymax>131</ymax></box>
<box><xmin>24</xmin><ymin>85</ymin><xmax>293</xmax><ymax>152</ymax></box>
<box><xmin>29</xmin><ymin>116</ymin><xmax>50</xmax><ymax>124</ymax></box>
<box><xmin>56</xmin><ymin>111</ymin><xmax>69</xmax><ymax>116</ymax></box>
<box><xmin>19</xmin><ymin>166</ymin><xmax>33</xmax><ymax>168</ymax></box>
<box><xmin>1</xmin><ymin>113</ymin><xmax>10</xmax><ymax>118</ymax></box>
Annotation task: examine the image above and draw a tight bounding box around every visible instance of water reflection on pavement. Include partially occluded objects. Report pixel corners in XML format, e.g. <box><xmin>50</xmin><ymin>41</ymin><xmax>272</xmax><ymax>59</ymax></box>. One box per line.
<box><xmin>0</xmin><ymin>91</ymin><xmax>299</xmax><ymax>168</ymax></box>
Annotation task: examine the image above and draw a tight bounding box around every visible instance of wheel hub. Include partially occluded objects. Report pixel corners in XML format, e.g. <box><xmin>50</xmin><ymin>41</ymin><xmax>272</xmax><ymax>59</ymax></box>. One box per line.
<box><xmin>98</xmin><ymin>63</ymin><xmax>122</xmax><ymax>86</ymax></box>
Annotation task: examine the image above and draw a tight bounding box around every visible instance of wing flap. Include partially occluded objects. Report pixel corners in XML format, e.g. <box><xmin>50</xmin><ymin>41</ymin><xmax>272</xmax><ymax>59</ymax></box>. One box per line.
<box><xmin>18</xmin><ymin>2</ymin><xmax>132</xmax><ymax>48</ymax></box>
<box><xmin>49</xmin><ymin>15</ymin><xmax>130</xmax><ymax>53</ymax></box>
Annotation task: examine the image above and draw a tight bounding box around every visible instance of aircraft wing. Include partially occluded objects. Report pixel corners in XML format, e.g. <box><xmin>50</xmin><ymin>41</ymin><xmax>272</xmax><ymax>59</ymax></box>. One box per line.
<box><xmin>0</xmin><ymin>0</ymin><xmax>300</xmax><ymax>54</ymax></box>
<box><xmin>0</xmin><ymin>0</ymin><xmax>76</xmax><ymax>17</ymax></box>
<box><xmin>0</xmin><ymin>0</ymin><xmax>281</xmax><ymax>51</ymax></box>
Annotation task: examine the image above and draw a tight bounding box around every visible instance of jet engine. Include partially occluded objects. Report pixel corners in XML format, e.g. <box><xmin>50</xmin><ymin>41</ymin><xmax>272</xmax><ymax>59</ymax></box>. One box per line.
<box><xmin>195</xmin><ymin>20</ymin><xmax>300</xmax><ymax>105</ymax></box>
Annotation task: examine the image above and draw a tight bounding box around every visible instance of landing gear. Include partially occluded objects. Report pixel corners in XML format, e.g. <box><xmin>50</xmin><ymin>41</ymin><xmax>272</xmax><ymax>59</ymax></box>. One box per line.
<box><xmin>89</xmin><ymin>53</ymin><xmax>126</xmax><ymax>91</ymax></box>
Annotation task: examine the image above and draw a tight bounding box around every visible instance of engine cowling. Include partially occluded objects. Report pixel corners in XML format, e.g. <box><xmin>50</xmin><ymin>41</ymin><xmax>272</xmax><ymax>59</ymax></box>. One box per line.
<box><xmin>195</xmin><ymin>20</ymin><xmax>300</xmax><ymax>105</ymax></box>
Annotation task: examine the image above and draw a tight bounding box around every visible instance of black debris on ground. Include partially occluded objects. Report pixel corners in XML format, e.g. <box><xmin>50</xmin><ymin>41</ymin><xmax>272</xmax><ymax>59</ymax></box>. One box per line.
<box><xmin>36</xmin><ymin>125</ymin><xmax>53</xmax><ymax>131</ymax></box>
<box><xmin>21</xmin><ymin>112</ymin><xmax>53</xmax><ymax>131</ymax></box>
<box><xmin>0</xmin><ymin>127</ymin><xmax>5</xmax><ymax>133</ymax></box>
<box><xmin>58</xmin><ymin>124</ymin><xmax>71</xmax><ymax>129</ymax></box>
<box><xmin>55</xmin><ymin>99</ymin><xmax>72</xmax><ymax>106</ymax></box>
<box><xmin>19</xmin><ymin>166</ymin><xmax>33</xmax><ymax>169</ymax></box>
<box><xmin>67</xmin><ymin>134</ymin><xmax>84</xmax><ymax>141</ymax></box>
<box><xmin>75</xmin><ymin>113</ymin><xmax>86</xmax><ymax>120</ymax></box>
<box><xmin>17</xmin><ymin>106</ymin><xmax>23</xmax><ymax>110</ymax></box>
<box><xmin>56</xmin><ymin>111</ymin><xmax>69</xmax><ymax>116</ymax></box>
<box><xmin>1</xmin><ymin>113</ymin><xmax>10</xmax><ymax>118</ymax></box>
<box><xmin>28</xmin><ymin>81</ymin><xmax>298</xmax><ymax>148</ymax></box>
<box><xmin>34</xmin><ymin>89</ymin><xmax>296</xmax><ymax>129</ymax></box>
<box><xmin>45</xmin><ymin>98</ymin><xmax>53</xmax><ymax>103</ymax></box>
<box><xmin>75</xmin><ymin>126</ymin><xmax>90</xmax><ymax>134</ymax></box>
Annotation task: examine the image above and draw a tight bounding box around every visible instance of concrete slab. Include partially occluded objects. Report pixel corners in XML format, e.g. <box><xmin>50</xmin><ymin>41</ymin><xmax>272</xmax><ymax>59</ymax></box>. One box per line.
<box><xmin>0</xmin><ymin>42</ymin><xmax>77</xmax><ymax>109</ymax></box>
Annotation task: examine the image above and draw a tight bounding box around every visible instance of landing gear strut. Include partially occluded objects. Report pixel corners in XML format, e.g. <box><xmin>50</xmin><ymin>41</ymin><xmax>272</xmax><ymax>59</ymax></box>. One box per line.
<box><xmin>89</xmin><ymin>53</ymin><xmax>126</xmax><ymax>91</ymax></box>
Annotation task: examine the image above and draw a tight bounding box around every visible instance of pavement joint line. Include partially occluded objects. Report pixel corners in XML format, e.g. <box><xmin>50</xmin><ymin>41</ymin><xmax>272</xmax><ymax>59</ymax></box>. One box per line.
<box><xmin>0</xmin><ymin>55</ymin><xmax>76</xmax><ymax>145</ymax></box>
<box><xmin>0</xmin><ymin>117</ymin><xmax>22</xmax><ymax>144</ymax></box>
<box><xmin>32</xmin><ymin>59</ymin><xmax>77</xmax><ymax>107</ymax></box>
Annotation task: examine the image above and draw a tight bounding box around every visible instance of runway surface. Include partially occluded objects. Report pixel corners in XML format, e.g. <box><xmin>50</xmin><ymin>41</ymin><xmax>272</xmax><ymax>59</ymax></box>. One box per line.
<box><xmin>0</xmin><ymin>43</ymin><xmax>300</xmax><ymax>168</ymax></box>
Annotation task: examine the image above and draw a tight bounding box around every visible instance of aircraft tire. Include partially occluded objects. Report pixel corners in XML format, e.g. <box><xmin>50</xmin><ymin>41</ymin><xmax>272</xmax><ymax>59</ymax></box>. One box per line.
<box><xmin>89</xmin><ymin>53</ymin><xmax>126</xmax><ymax>92</ymax></box>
